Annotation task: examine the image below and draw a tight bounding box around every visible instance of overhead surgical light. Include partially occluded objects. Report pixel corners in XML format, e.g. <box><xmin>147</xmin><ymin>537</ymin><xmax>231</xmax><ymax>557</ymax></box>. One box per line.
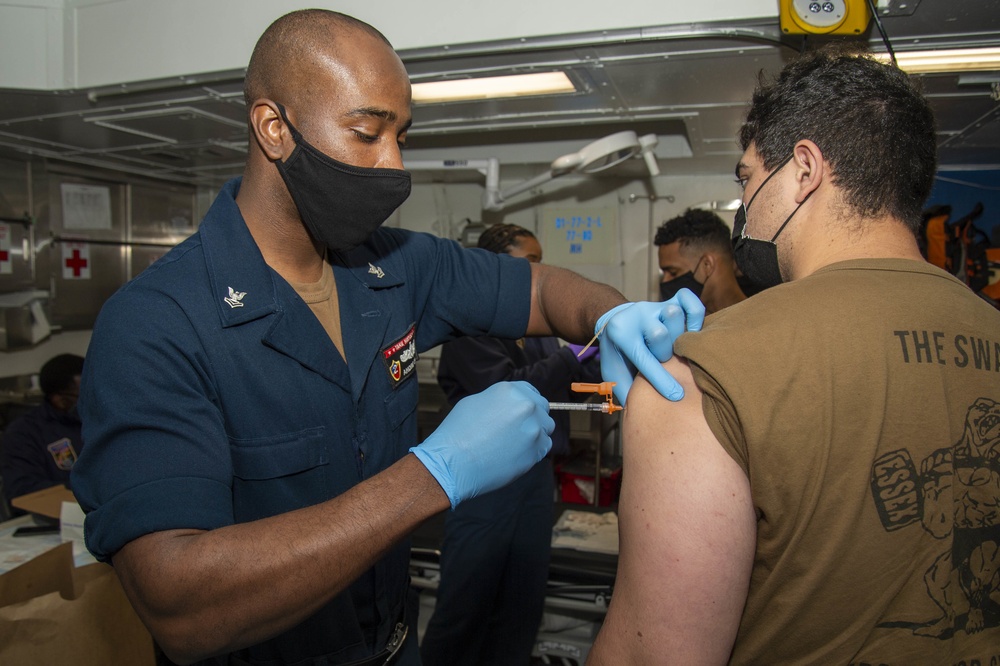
<box><xmin>411</xmin><ymin>72</ymin><xmax>576</xmax><ymax>104</ymax></box>
<box><xmin>482</xmin><ymin>131</ymin><xmax>660</xmax><ymax>211</ymax></box>
<box><xmin>405</xmin><ymin>132</ymin><xmax>660</xmax><ymax>212</ymax></box>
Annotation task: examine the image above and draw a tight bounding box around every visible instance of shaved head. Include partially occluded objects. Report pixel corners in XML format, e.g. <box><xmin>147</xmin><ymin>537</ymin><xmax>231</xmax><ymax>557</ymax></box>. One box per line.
<box><xmin>244</xmin><ymin>10</ymin><xmax>393</xmax><ymax>117</ymax></box>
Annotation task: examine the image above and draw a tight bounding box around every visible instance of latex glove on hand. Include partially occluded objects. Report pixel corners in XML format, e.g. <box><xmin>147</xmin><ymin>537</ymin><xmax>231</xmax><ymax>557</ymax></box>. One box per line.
<box><xmin>566</xmin><ymin>342</ymin><xmax>599</xmax><ymax>364</ymax></box>
<box><xmin>411</xmin><ymin>381</ymin><xmax>554</xmax><ymax>509</ymax></box>
<box><xmin>596</xmin><ymin>288</ymin><xmax>706</xmax><ymax>405</ymax></box>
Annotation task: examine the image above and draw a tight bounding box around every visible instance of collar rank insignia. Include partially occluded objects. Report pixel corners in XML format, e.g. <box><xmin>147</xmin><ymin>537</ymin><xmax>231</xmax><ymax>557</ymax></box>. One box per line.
<box><xmin>224</xmin><ymin>286</ymin><xmax>247</xmax><ymax>309</ymax></box>
<box><xmin>368</xmin><ymin>262</ymin><xmax>385</xmax><ymax>279</ymax></box>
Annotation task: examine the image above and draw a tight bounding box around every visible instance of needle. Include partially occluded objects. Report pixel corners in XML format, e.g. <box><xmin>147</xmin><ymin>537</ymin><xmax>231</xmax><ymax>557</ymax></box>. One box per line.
<box><xmin>548</xmin><ymin>402</ymin><xmax>615</xmax><ymax>413</ymax></box>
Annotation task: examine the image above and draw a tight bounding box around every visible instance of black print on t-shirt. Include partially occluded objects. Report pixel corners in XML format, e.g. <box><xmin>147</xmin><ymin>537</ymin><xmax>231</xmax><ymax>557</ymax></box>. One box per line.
<box><xmin>869</xmin><ymin>398</ymin><xmax>1000</xmax><ymax>641</ymax></box>
<box><xmin>893</xmin><ymin>330</ymin><xmax>1000</xmax><ymax>372</ymax></box>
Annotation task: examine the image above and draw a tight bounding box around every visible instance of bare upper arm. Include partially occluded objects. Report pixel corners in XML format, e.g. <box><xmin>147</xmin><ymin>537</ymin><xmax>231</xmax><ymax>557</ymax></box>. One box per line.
<box><xmin>523</xmin><ymin>262</ymin><xmax>625</xmax><ymax>339</ymax></box>
<box><xmin>588</xmin><ymin>357</ymin><xmax>756</xmax><ymax>665</ymax></box>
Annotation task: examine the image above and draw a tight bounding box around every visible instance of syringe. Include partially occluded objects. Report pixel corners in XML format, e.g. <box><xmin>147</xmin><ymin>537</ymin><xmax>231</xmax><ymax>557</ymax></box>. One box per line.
<box><xmin>548</xmin><ymin>402</ymin><xmax>615</xmax><ymax>413</ymax></box>
<box><xmin>549</xmin><ymin>382</ymin><xmax>623</xmax><ymax>414</ymax></box>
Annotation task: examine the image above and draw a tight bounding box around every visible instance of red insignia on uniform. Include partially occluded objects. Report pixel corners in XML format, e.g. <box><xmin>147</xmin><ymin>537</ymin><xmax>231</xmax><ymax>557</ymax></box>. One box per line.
<box><xmin>381</xmin><ymin>323</ymin><xmax>418</xmax><ymax>389</ymax></box>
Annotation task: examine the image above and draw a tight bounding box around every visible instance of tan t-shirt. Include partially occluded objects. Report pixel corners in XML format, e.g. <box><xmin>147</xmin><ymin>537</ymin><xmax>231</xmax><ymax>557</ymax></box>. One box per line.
<box><xmin>286</xmin><ymin>259</ymin><xmax>345</xmax><ymax>362</ymax></box>
<box><xmin>677</xmin><ymin>258</ymin><xmax>1000</xmax><ymax>665</ymax></box>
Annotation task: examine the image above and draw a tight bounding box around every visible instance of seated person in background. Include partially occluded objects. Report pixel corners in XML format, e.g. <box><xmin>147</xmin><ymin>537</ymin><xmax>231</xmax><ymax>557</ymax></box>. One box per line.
<box><xmin>655</xmin><ymin>208</ymin><xmax>751</xmax><ymax>312</ymax></box>
<box><xmin>588</xmin><ymin>47</ymin><xmax>1000</xmax><ymax>664</ymax></box>
<box><xmin>1</xmin><ymin>354</ymin><xmax>85</xmax><ymax>507</ymax></box>
<box><xmin>421</xmin><ymin>224</ymin><xmax>603</xmax><ymax>666</ymax></box>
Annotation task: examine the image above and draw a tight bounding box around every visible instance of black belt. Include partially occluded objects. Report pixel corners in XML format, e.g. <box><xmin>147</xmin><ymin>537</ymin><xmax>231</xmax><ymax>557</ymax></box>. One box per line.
<box><xmin>228</xmin><ymin>620</ymin><xmax>408</xmax><ymax>666</ymax></box>
<box><xmin>339</xmin><ymin>621</ymin><xmax>408</xmax><ymax>666</ymax></box>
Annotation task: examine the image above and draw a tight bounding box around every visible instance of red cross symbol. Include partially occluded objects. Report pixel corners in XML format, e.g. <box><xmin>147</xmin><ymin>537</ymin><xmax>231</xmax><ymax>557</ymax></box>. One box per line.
<box><xmin>65</xmin><ymin>248</ymin><xmax>89</xmax><ymax>277</ymax></box>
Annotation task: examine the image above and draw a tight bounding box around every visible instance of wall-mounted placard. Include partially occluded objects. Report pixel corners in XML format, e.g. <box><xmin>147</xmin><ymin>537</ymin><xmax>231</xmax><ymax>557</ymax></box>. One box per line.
<box><xmin>540</xmin><ymin>207</ymin><xmax>618</xmax><ymax>266</ymax></box>
<box><xmin>62</xmin><ymin>241</ymin><xmax>91</xmax><ymax>280</ymax></box>
<box><xmin>61</xmin><ymin>183</ymin><xmax>112</xmax><ymax>231</ymax></box>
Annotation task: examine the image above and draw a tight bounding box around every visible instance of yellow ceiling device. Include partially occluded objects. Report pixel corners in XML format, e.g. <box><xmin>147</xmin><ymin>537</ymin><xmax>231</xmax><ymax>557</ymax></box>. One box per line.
<box><xmin>780</xmin><ymin>0</ymin><xmax>872</xmax><ymax>35</ymax></box>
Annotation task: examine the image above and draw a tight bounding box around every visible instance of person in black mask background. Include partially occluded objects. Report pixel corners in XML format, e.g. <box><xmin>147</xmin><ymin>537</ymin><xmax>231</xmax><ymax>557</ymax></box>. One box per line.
<box><xmin>70</xmin><ymin>10</ymin><xmax>703</xmax><ymax>666</ymax></box>
<box><xmin>654</xmin><ymin>208</ymin><xmax>755</xmax><ymax>314</ymax></box>
<box><xmin>421</xmin><ymin>224</ymin><xmax>602</xmax><ymax>666</ymax></box>
<box><xmin>1</xmin><ymin>353</ymin><xmax>84</xmax><ymax>512</ymax></box>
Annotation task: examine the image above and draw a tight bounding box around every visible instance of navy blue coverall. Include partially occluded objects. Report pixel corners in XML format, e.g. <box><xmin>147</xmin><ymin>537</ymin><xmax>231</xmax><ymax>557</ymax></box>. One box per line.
<box><xmin>73</xmin><ymin>178</ymin><xmax>532</xmax><ymax>665</ymax></box>
<box><xmin>421</xmin><ymin>335</ymin><xmax>600</xmax><ymax>665</ymax></box>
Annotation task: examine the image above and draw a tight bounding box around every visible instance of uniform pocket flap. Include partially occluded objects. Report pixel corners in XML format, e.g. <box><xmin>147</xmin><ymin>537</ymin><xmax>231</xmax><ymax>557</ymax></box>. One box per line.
<box><xmin>230</xmin><ymin>427</ymin><xmax>328</xmax><ymax>480</ymax></box>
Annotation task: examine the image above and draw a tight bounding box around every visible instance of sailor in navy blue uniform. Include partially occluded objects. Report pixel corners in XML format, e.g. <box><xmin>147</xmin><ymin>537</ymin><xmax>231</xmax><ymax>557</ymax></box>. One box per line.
<box><xmin>2</xmin><ymin>354</ymin><xmax>84</xmax><ymax>508</ymax></box>
<box><xmin>422</xmin><ymin>225</ymin><xmax>603</xmax><ymax>666</ymax></box>
<box><xmin>72</xmin><ymin>11</ymin><xmax>704</xmax><ymax>666</ymax></box>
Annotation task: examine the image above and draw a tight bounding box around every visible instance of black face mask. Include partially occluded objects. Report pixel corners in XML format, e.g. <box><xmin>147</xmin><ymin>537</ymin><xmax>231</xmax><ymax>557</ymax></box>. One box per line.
<box><xmin>736</xmin><ymin>273</ymin><xmax>766</xmax><ymax>298</ymax></box>
<box><xmin>274</xmin><ymin>104</ymin><xmax>412</xmax><ymax>253</ymax></box>
<box><xmin>732</xmin><ymin>154</ymin><xmax>812</xmax><ymax>292</ymax></box>
<box><xmin>660</xmin><ymin>269</ymin><xmax>704</xmax><ymax>302</ymax></box>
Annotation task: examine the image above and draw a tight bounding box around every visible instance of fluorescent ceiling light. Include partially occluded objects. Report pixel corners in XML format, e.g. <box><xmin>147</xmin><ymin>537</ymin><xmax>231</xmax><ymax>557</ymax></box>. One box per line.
<box><xmin>872</xmin><ymin>47</ymin><xmax>1000</xmax><ymax>74</ymax></box>
<box><xmin>411</xmin><ymin>72</ymin><xmax>575</xmax><ymax>104</ymax></box>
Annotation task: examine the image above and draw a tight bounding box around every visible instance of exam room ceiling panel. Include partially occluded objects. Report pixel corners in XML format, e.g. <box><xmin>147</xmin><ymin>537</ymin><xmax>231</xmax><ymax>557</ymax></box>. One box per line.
<box><xmin>402</xmin><ymin>34</ymin><xmax>784</xmax><ymax>156</ymax></box>
<box><xmin>600</xmin><ymin>47</ymin><xmax>781</xmax><ymax>110</ymax></box>
<box><xmin>932</xmin><ymin>97</ymin><xmax>1000</xmax><ymax>141</ymax></box>
<box><xmin>0</xmin><ymin>7</ymin><xmax>998</xmax><ymax>187</ymax></box>
<box><xmin>939</xmin><ymin>110</ymin><xmax>1000</xmax><ymax>167</ymax></box>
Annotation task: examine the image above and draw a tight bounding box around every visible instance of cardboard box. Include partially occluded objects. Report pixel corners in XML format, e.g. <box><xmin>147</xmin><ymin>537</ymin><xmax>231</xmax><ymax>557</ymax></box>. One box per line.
<box><xmin>11</xmin><ymin>485</ymin><xmax>78</xmax><ymax>520</ymax></box>
<box><xmin>0</xmin><ymin>542</ymin><xmax>155</xmax><ymax>665</ymax></box>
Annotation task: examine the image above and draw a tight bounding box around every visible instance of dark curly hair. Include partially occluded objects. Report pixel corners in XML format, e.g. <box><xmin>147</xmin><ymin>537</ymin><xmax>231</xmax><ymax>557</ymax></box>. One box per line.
<box><xmin>477</xmin><ymin>224</ymin><xmax>536</xmax><ymax>255</ymax></box>
<box><xmin>654</xmin><ymin>208</ymin><xmax>734</xmax><ymax>258</ymax></box>
<box><xmin>739</xmin><ymin>46</ymin><xmax>937</xmax><ymax>233</ymax></box>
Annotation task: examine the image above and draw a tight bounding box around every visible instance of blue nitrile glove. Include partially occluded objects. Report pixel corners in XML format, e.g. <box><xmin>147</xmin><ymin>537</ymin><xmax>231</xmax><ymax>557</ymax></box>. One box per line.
<box><xmin>411</xmin><ymin>381</ymin><xmax>555</xmax><ymax>509</ymax></box>
<box><xmin>596</xmin><ymin>288</ymin><xmax>706</xmax><ymax>405</ymax></box>
<box><xmin>566</xmin><ymin>342</ymin><xmax>599</xmax><ymax>363</ymax></box>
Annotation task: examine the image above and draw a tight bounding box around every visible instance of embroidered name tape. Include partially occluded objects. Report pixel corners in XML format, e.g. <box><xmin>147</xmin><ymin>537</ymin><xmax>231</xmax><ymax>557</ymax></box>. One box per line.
<box><xmin>381</xmin><ymin>324</ymin><xmax>418</xmax><ymax>389</ymax></box>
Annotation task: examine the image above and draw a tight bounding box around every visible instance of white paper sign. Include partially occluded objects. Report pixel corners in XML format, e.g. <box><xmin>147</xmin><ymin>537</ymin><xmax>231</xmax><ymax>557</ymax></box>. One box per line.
<box><xmin>61</xmin><ymin>183</ymin><xmax>112</xmax><ymax>230</ymax></box>
<box><xmin>59</xmin><ymin>500</ymin><xmax>86</xmax><ymax>544</ymax></box>
<box><xmin>60</xmin><ymin>500</ymin><xmax>97</xmax><ymax>566</ymax></box>
<box><xmin>62</xmin><ymin>241</ymin><xmax>91</xmax><ymax>280</ymax></box>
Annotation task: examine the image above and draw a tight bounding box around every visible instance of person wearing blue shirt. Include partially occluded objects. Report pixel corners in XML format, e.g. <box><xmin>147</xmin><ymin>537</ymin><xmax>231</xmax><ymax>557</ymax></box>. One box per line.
<box><xmin>421</xmin><ymin>225</ymin><xmax>602</xmax><ymax>665</ymax></box>
<box><xmin>72</xmin><ymin>10</ymin><xmax>703</xmax><ymax>666</ymax></box>
<box><xmin>1</xmin><ymin>354</ymin><xmax>84</xmax><ymax>509</ymax></box>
